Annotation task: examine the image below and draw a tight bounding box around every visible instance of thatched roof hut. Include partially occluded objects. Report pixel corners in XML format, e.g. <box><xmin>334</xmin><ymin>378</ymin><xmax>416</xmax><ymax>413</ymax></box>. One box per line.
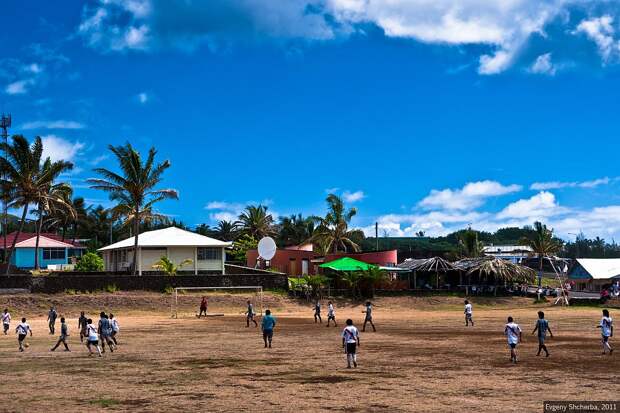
<box><xmin>397</xmin><ymin>257</ymin><xmax>458</xmax><ymax>289</ymax></box>
<box><xmin>466</xmin><ymin>257</ymin><xmax>536</xmax><ymax>284</ymax></box>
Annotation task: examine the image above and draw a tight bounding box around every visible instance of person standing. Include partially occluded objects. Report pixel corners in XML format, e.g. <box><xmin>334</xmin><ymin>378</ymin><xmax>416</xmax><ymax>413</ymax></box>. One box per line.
<box><xmin>48</xmin><ymin>306</ymin><xmax>58</xmax><ymax>335</ymax></box>
<box><xmin>78</xmin><ymin>311</ymin><xmax>88</xmax><ymax>343</ymax></box>
<box><xmin>598</xmin><ymin>309</ymin><xmax>614</xmax><ymax>355</ymax></box>
<box><xmin>326</xmin><ymin>301</ymin><xmax>337</xmax><ymax>327</ymax></box>
<box><xmin>314</xmin><ymin>300</ymin><xmax>322</xmax><ymax>324</ymax></box>
<box><xmin>198</xmin><ymin>296</ymin><xmax>208</xmax><ymax>318</ymax></box>
<box><xmin>2</xmin><ymin>308</ymin><xmax>11</xmax><ymax>335</ymax></box>
<box><xmin>15</xmin><ymin>317</ymin><xmax>32</xmax><ymax>352</ymax></box>
<box><xmin>98</xmin><ymin>312</ymin><xmax>115</xmax><ymax>353</ymax></box>
<box><xmin>261</xmin><ymin>309</ymin><xmax>277</xmax><ymax>348</ymax></box>
<box><xmin>51</xmin><ymin>317</ymin><xmax>71</xmax><ymax>352</ymax></box>
<box><xmin>85</xmin><ymin>318</ymin><xmax>102</xmax><ymax>357</ymax></box>
<box><xmin>464</xmin><ymin>300</ymin><xmax>474</xmax><ymax>327</ymax></box>
<box><xmin>342</xmin><ymin>319</ymin><xmax>360</xmax><ymax>368</ymax></box>
<box><xmin>362</xmin><ymin>301</ymin><xmax>376</xmax><ymax>332</ymax></box>
<box><xmin>532</xmin><ymin>311</ymin><xmax>553</xmax><ymax>357</ymax></box>
<box><xmin>245</xmin><ymin>301</ymin><xmax>258</xmax><ymax>328</ymax></box>
<box><xmin>504</xmin><ymin>316</ymin><xmax>522</xmax><ymax>364</ymax></box>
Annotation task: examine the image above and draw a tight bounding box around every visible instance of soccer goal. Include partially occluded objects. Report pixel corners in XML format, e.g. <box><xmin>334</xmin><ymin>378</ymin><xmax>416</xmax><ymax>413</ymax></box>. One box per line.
<box><xmin>170</xmin><ymin>286</ymin><xmax>264</xmax><ymax>319</ymax></box>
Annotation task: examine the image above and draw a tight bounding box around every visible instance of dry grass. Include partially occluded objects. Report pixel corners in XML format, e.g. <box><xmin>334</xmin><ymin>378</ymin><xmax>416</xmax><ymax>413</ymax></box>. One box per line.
<box><xmin>0</xmin><ymin>292</ymin><xmax>617</xmax><ymax>412</ymax></box>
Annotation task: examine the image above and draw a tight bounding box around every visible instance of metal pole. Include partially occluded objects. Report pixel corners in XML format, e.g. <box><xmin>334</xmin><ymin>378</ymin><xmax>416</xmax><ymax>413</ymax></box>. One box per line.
<box><xmin>1</xmin><ymin>114</ymin><xmax>11</xmax><ymax>263</ymax></box>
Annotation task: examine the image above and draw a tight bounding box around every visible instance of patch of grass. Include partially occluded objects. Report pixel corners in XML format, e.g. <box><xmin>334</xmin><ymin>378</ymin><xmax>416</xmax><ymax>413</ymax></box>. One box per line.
<box><xmin>105</xmin><ymin>283</ymin><xmax>120</xmax><ymax>293</ymax></box>
<box><xmin>64</xmin><ymin>288</ymin><xmax>77</xmax><ymax>295</ymax></box>
<box><xmin>163</xmin><ymin>285</ymin><xmax>174</xmax><ymax>295</ymax></box>
<box><xmin>89</xmin><ymin>398</ymin><xmax>119</xmax><ymax>408</ymax></box>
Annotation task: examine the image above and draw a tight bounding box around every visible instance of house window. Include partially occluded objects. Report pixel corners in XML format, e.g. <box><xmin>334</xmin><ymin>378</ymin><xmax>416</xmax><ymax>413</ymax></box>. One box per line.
<box><xmin>43</xmin><ymin>248</ymin><xmax>65</xmax><ymax>260</ymax></box>
<box><xmin>197</xmin><ymin>248</ymin><xmax>221</xmax><ymax>261</ymax></box>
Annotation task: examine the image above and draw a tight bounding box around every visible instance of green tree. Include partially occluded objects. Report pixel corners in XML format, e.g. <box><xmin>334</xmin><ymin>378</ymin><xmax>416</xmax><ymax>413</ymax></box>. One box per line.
<box><xmin>303</xmin><ymin>274</ymin><xmax>329</xmax><ymax>298</ymax></box>
<box><xmin>212</xmin><ymin>220</ymin><xmax>239</xmax><ymax>241</ymax></box>
<box><xmin>311</xmin><ymin>194</ymin><xmax>360</xmax><ymax>253</ymax></box>
<box><xmin>152</xmin><ymin>256</ymin><xmax>193</xmax><ymax>276</ymax></box>
<box><xmin>75</xmin><ymin>252</ymin><xmax>104</xmax><ymax>271</ymax></box>
<box><xmin>0</xmin><ymin>136</ymin><xmax>73</xmax><ymax>273</ymax></box>
<box><xmin>88</xmin><ymin>143</ymin><xmax>178</xmax><ymax>275</ymax></box>
<box><xmin>278</xmin><ymin>214</ymin><xmax>314</xmax><ymax>246</ymax></box>
<box><xmin>360</xmin><ymin>266</ymin><xmax>388</xmax><ymax>298</ymax></box>
<box><xmin>229</xmin><ymin>234</ymin><xmax>258</xmax><ymax>262</ymax></box>
<box><xmin>237</xmin><ymin>205</ymin><xmax>275</xmax><ymax>239</ymax></box>
<box><xmin>520</xmin><ymin>221</ymin><xmax>562</xmax><ymax>286</ymax></box>
<box><xmin>457</xmin><ymin>228</ymin><xmax>484</xmax><ymax>258</ymax></box>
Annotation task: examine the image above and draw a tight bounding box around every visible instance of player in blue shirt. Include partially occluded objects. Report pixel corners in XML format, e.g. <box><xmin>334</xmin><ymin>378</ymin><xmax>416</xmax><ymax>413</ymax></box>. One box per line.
<box><xmin>261</xmin><ymin>309</ymin><xmax>276</xmax><ymax>348</ymax></box>
<box><xmin>532</xmin><ymin>311</ymin><xmax>553</xmax><ymax>357</ymax></box>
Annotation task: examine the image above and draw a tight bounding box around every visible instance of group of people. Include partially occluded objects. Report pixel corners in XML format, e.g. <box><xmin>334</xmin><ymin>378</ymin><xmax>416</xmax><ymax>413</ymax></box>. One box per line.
<box><xmin>463</xmin><ymin>300</ymin><xmax>614</xmax><ymax>363</ymax></box>
<box><xmin>313</xmin><ymin>300</ymin><xmax>376</xmax><ymax>332</ymax></box>
<box><xmin>1</xmin><ymin>307</ymin><xmax>120</xmax><ymax>356</ymax></box>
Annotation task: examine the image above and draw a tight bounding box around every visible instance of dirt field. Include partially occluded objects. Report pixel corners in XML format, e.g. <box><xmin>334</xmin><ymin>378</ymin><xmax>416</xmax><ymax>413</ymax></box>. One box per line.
<box><xmin>0</xmin><ymin>292</ymin><xmax>617</xmax><ymax>412</ymax></box>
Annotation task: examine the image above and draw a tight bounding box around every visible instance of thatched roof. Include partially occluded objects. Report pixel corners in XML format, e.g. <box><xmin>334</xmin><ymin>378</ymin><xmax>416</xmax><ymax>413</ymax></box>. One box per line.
<box><xmin>397</xmin><ymin>257</ymin><xmax>457</xmax><ymax>273</ymax></box>
<box><xmin>465</xmin><ymin>257</ymin><xmax>536</xmax><ymax>283</ymax></box>
<box><xmin>454</xmin><ymin>257</ymin><xmax>489</xmax><ymax>271</ymax></box>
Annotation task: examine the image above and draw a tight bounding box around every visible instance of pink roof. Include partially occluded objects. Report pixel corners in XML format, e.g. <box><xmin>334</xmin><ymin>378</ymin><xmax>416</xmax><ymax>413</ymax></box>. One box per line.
<box><xmin>14</xmin><ymin>236</ymin><xmax>75</xmax><ymax>248</ymax></box>
<box><xmin>2</xmin><ymin>232</ymin><xmax>85</xmax><ymax>249</ymax></box>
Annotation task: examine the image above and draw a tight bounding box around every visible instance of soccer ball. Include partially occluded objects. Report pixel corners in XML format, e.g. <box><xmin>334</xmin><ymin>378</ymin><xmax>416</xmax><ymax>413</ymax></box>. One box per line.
<box><xmin>24</xmin><ymin>343</ymin><xmax>29</xmax><ymax>348</ymax></box>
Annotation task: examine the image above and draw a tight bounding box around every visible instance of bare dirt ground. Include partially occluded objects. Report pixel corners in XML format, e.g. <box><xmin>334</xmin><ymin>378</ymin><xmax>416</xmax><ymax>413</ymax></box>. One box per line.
<box><xmin>0</xmin><ymin>292</ymin><xmax>617</xmax><ymax>412</ymax></box>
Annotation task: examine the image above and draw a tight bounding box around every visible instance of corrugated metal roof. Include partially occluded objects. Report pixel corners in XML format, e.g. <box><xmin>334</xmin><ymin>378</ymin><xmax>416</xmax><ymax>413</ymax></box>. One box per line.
<box><xmin>574</xmin><ymin>258</ymin><xmax>620</xmax><ymax>280</ymax></box>
<box><xmin>1</xmin><ymin>232</ymin><xmax>85</xmax><ymax>249</ymax></box>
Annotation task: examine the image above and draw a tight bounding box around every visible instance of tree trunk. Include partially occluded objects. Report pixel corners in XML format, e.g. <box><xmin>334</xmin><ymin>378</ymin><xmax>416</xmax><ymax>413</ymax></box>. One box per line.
<box><xmin>62</xmin><ymin>224</ymin><xmax>67</xmax><ymax>242</ymax></box>
<box><xmin>132</xmin><ymin>207</ymin><xmax>139</xmax><ymax>275</ymax></box>
<box><xmin>4</xmin><ymin>205</ymin><xmax>29</xmax><ymax>275</ymax></box>
<box><xmin>34</xmin><ymin>210</ymin><xmax>44</xmax><ymax>270</ymax></box>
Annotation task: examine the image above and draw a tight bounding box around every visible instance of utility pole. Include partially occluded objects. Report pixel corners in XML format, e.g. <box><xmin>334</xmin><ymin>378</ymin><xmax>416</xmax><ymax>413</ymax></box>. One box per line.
<box><xmin>0</xmin><ymin>113</ymin><xmax>11</xmax><ymax>263</ymax></box>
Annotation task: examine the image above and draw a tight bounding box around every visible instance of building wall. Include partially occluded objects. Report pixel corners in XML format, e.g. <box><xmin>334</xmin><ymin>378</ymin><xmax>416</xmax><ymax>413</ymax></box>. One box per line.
<box><xmin>168</xmin><ymin>247</ymin><xmax>195</xmax><ymax>270</ymax></box>
<box><xmin>324</xmin><ymin>250</ymin><xmax>398</xmax><ymax>267</ymax></box>
<box><xmin>246</xmin><ymin>249</ymin><xmax>316</xmax><ymax>276</ymax></box>
<box><xmin>104</xmin><ymin>246</ymin><xmax>225</xmax><ymax>274</ymax></box>
<box><xmin>11</xmin><ymin>247</ymin><xmax>69</xmax><ymax>269</ymax></box>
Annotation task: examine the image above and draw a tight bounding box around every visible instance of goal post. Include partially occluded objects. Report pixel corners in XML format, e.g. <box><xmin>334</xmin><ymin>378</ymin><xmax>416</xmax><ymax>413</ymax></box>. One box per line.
<box><xmin>171</xmin><ymin>286</ymin><xmax>264</xmax><ymax>319</ymax></box>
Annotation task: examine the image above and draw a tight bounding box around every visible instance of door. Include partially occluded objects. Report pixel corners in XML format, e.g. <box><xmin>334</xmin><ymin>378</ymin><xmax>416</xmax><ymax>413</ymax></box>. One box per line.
<box><xmin>301</xmin><ymin>259</ymin><xmax>309</xmax><ymax>275</ymax></box>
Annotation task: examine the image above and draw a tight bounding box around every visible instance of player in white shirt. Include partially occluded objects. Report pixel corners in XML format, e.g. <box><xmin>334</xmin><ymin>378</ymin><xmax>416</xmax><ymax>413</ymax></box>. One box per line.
<box><xmin>597</xmin><ymin>309</ymin><xmax>613</xmax><ymax>355</ymax></box>
<box><xmin>464</xmin><ymin>300</ymin><xmax>474</xmax><ymax>327</ymax></box>
<box><xmin>85</xmin><ymin>318</ymin><xmax>102</xmax><ymax>357</ymax></box>
<box><xmin>362</xmin><ymin>301</ymin><xmax>376</xmax><ymax>332</ymax></box>
<box><xmin>504</xmin><ymin>316</ymin><xmax>522</xmax><ymax>363</ymax></box>
<box><xmin>341</xmin><ymin>319</ymin><xmax>360</xmax><ymax>368</ymax></box>
<box><xmin>109</xmin><ymin>313</ymin><xmax>120</xmax><ymax>345</ymax></box>
<box><xmin>2</xmin><ymin>308</ymin><xmax>11</xmax><ymax>335</ymax></box>
<box><xmin>326</xmin><ymin>301</ymin><xmax>337</xmax><ymax>327</ymax></box>
<box><xmin>15</xmin><ymin>318</ymin><xmax>32</xmax><ymax>352</ymax></box>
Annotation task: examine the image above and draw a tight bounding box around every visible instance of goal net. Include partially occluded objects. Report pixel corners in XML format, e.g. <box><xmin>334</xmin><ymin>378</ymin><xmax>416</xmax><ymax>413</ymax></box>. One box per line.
<box><xmin>170</xmin><ymin>286</ymin><xmax>264</xmax><ymax>319</ymax></box>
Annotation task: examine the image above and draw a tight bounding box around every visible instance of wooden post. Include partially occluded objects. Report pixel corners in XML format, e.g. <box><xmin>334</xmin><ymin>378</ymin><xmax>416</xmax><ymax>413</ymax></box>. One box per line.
<box><xmin>138</xmin><ymin>247</ymin><xmax>142</xmax><ymax>276</ymax></box>
<box><xmin>194</xmin><ymin>248</ymin><xmax>198</xmax><ymax>275</ymax></box>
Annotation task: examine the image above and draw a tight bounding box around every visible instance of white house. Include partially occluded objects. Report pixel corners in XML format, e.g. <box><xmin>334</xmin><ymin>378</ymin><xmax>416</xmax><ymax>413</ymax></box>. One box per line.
<box><xmin>568</xmin><ymin>258</ymin><xmax>620</xmax><ymax>291</ymax></box>
<box><xmin>483</xmin><ymin>245</ymin><xmax>533</xmax><ymax>263</ymax></box>
<box><xmin>98</xmin><ymin>227</ymin><xmax>232</xmax><ymax>275</ymax></box>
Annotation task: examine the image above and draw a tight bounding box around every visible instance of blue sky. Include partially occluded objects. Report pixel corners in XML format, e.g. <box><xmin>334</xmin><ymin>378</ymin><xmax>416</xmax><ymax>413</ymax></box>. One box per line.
<box><xmin>3</xmin><ymin>0</ymin><xmax>620</xmax><ymax>240</ymax></box>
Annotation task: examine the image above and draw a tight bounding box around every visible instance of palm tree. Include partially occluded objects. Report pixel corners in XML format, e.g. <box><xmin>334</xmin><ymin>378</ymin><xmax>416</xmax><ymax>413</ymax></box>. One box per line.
<box><xmin>360</xmin><ymin>266</ymin><xmax>388</xmax><ymax>298</ymax></box>
<box><xmin>237</xmin><ymin>205</ymin><xmax>274</xmax><ymax>239</ymax></box>
<box><xmin>520</xmin><ymin>221</ymin><xmax>562</xmax><ymax>287</ymax></box>
<box><xmin>278</xmin><ymin>214</ymin><xmax>314</xmax><ymax>246</ymax></box>
<box><xmin>88</xmin><ymin>143</ymin><xmax>178</xmax><ymax>275</ymax></box>
<box><xmin>87</xmin><ymin>205</ymin><xmax>114</xmax><ymax>248</ymax></box>
<box><xmin>458</xmin><ymin>228</ymin><xmax>484</xmax><ymax>258</ymax></box>
<box><xmin>311</xmin><ymin>194</ymin><xmax>360</xmax><ymax>253</ymax></box>
<box><xmin>152</xmin><ymin>256</ymin><xmax>193</xmax><ymax>276</ymax></box>
<box><xmin>0</xmin><ymin>136</ymin><xmax>73</xmax><ymax>274</ymax></box>
<box><xmin>70</xmin><ymin>197</ymin><xmax>89</xmax><ymax>243</ymax></box>
<box><xmin>213</xmin><ymin>220</ymin><xmax>238</xmax><ymax>241</ymax></box>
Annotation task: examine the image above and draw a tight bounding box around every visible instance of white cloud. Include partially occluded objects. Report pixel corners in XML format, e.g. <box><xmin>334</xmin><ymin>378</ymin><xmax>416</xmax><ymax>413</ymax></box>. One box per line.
<box><xmin>137</xmin><ymin>92</ymin><xmax>149</xmax><ymax>104</ymax></box>
<box><xmin>419</xmin><ymin>180</ymin><xmax>522</xmax><ymax>210</ymax></box>
<box><xmin>89</xmin><ymin>154</ymin><xmax>109</xmax><ymax>166</ymax></box>
<box><xmin>21</xmin><ymin>120</ymin><xmax>86</xmax><ymax>130</ymax></box>
<box><xmin>205</xmin><ymin>201</ymin><xmax>244</xmax><ymax>211</ymax></box>
<box><xmin>575</xmin><ymin>15</ymin><xmax>619</xmax><ymax>62</ymax></box>
<box><xmin>528</xmin><ymin>52</ymin><xmax>557</xmax><ymax>75</ymax></box>
<box><xmin>530</xmin><ymin>177</ymin><xmax>612</xmax><ymax>190</ymax></box>
<box><xmin>342</xmin><ymin>190</ymin><xmax>365</xmax><ymax>203</ymax></box>
<box><xmin>209</xmin><ymin>211</ymin><xmax>238</xmax><ymax>222</ymax></box>
<box><xmin>41</xmin><ymin>135</ymin><xmax>86</xmax><ymax>162</ymax></box>
<box><xmin>496</xmin><ymin>191</ymin><xmax>563</xmax><ymax>220</ymax></box>
<box><xmin>5</xmin><ymin>79</ymin><xmax>34</xmax><ymax>95</ymax></box>
<box><xmin>325</xmin><ymin>187</ymin><xmax>340</xmax><ymax>194</ymax></box>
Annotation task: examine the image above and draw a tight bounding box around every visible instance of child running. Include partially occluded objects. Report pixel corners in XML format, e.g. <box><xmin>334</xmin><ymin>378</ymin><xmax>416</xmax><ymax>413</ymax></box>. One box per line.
<box><xmin>504</xmin><ymin>316</ymin><xmax>522</xmax><ymax>363</ymax></box>
<box><xmin>314</xmin><ymin>300</ymin><xmax>322</xmax><ymax>324</ymax></box>
<box><xmin>51</xmin><ymin>317</ymin><xmax>71</xmax><ymax>352</ymax></box>
<box><xmin>342</xmin><ymin>319</ymin><xmax>360</xmax><ymax>368</ymax></box>
<box><xmin>464</xmin><ymin>300</ymin><xmax>474</xmax><ymax>326</ymax></box>
<box><xmin>15</xmin><ymin>317</ymin><xmax>32</xmax><ymax>352</ymax></box>
<box><xmin>532</xmin><ymin>311</ymin><xmax>553</xmax><ymax>357</ymax></box>
<box><xmin>98</xmin><ymin>312</ymin><xmax>115</xmax><ymax>353</ymax></box>
<box><xmin>326</xmin><ymin>301</ymin><xmax>337</xmax><ymax>327</ymax></box>
<box><xmin>2</xmin><ymin>308</ymin><xmax>10</xmax><ymax>335</ymax></box>
<box><xmin>110</xmin><ymin>314</ymin><xmax>120</xmax><ymax>345</ymax></box>
<box><xmin>85</xmin><ymin>318</ymin><xmax>102</xmax><ymax>357</ymax></box>
<box><xmin>362</xmin><ymin>301</ymin><xmax>376</xmax><ymax>332</ymax></box>
<box><xmin>245</xmin><ymin>300</ymin><xmax>258</xmax><ymax>328</ymax></box>
<box><xmin>261</xmin><ymin>309</ymin><xmax>276</xmax><ymax>348</ymax></box>
<box><xmin>598</xmin><ymin>309</ymin><xmax>614</xmax><ymax>355</ymax></box>
<box><xmin>78</xmin><ymin>311</ymin><xmax>88</xmax><ymax>343</ymax></box>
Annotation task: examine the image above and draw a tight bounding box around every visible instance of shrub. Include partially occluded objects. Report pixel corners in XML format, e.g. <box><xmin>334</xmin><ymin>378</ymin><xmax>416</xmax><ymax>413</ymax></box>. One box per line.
<box><xmin>75</xmin><ymin>252</ymin><xmax>104</xmax><ymax>272</ymax></box>
<box><xmin>163</xmin><ymin>285</ymin><xmax>175</xmax><ymax>295</ymax></box>
<box><xmin>105</xmin><ymin>283</ymin><xmax>120</xmax><ymax>293</ymax></box>
<box><xmin>64</xmin><ymin>289</ymin><xmax>77</xmax><ymax>295</ymax></box>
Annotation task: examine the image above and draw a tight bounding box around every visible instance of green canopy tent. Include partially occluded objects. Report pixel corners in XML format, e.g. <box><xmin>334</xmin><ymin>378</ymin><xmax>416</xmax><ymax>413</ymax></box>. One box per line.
<box><xmin>319</xmin><ymin>257</ymin><xmax>377</xmax><ymax>272</ymax></box>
